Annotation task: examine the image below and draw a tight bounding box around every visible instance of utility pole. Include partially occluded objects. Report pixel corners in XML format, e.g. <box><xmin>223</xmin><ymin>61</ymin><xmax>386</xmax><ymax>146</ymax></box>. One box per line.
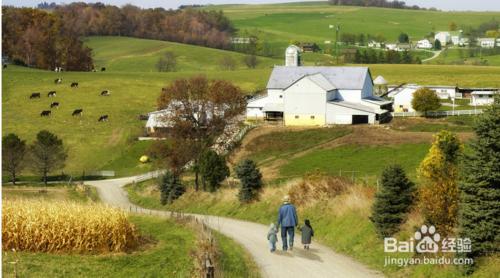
<box><xmin>329</xmin><ymin>24</ymin><xmax>341</xmax><ymax>64</ymax></box>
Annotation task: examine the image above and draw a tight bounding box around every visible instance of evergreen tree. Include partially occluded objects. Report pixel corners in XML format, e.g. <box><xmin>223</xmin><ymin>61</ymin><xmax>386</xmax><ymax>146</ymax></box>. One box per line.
<box><xmin>434</xmin><ymin>39</ymin><xmax>442</xmax><ymax>50</ymax></box>
<box><xmin>370</xmin><ymin>165</ymin><xmax>415</xmax><ymax>238</ymax></box>
<box><xmin>398</xmin><ymin>32</ymin><xmax>409</xmax><ymax>43</ymax></box>
<box><xmin>29</xmin><ymin>130</ymin><xmax>67</xmax><ymax>185</ymax></box>
<box><xmin>459</xmin><ymin>98</ymin><xmax>500</xmax><ymax>271</ymax></box>
<box><xmin>401</xmin><ymin>51</ymin><xmax>412</xmax><ymax>64</ymax></box>
<box><xmin>199</xmin><ymin>150</ymin><xmax>230</xmax><ymax>192</ymax></box>
<box><xmin>354</xmin><ymin>49</ymin><xmax>362</xmax><ymax>63</ymax></box>
<box><xmin>2</xmin><ymin>133</ymin><xmax>27</xmax><ymax>185</ymax></box>
<box><xmin>235</xmin><ymin>159</ymin><xmax>263</xmax><ymax>203</ymax></box>
<box><xmin>418</xmin><ymin>130</ymin><xmax>462</xmax><ymax>236</ymax></box>
<box><xmin>159</xmin><ymin>171</ymin><xmax>185</xmax><ymax>205</ymax></box>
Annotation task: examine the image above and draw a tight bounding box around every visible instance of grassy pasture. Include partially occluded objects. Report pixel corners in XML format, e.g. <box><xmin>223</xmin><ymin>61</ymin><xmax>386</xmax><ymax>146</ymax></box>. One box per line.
<box><xmin>428</xmin><ymin>48</ymin><xmax>500</xmax><ymax>67</ymax></box>
<box><xmin>279</xmin><ymin>143</ymin><xmax>430</xmax><ymax>181</ymax></box>
<box><xmin>206</xmin><ymin>3</ymin><xmax>500</xmax><ymax>49</ymax></box>
<box><xmin>86</xmin><ymin>36</ymin><xmax>280</xmax><ymax>72</ymax></box>
<box><xmin>2</xmin><ymin>65</ymin><xmax>270</xmax><ymax>176</ymax></box>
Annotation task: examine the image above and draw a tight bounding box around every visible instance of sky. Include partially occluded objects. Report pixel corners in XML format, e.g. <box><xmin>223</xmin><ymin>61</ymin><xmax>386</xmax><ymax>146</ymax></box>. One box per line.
<box><xmin>2</xmin><ymin>0</ymin><xmax>500</xmax><ymax>11</ymax></box>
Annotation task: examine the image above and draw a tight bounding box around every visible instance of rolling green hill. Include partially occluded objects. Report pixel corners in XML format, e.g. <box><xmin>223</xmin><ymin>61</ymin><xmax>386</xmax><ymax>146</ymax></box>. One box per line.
<box><xmin>85</xmin><ymin>36</ymin><xmax>280</xmax><ymax>72</ymax></box>
<box><xmin>205</xmin><ymin>2</ymin><xmax>500</xmax><ymax>49</ymax></box>
<box><xmin>3</xmin><ymin>36</ymin><xmax>500</xmax><ymax>179</ymax></box>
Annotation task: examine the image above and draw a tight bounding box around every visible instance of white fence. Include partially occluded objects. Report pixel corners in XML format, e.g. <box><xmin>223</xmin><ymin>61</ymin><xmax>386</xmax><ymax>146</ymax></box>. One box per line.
<box><xmin>134</xmin><ymin>170</ymin><xmax>166</xmax><ymax>183</ymax></box>
<box><xmin>392</xmin><ymin>109</ymin><xmax>483</xmax><ymax>117</ymax></box>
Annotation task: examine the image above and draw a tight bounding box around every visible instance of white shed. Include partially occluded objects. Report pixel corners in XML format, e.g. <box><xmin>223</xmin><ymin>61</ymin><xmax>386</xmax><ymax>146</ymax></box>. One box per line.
<box><xmin>470</xmin><ymin>91</ymin><xmax>497</xmax><ymax>106</ymax></box>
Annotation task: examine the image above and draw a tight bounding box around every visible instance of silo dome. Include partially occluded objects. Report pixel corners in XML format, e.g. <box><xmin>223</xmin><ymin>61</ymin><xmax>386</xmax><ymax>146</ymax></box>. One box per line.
<box><xmin>285</xmin><ymin>45</ymin><xmax>301</xmax><ymax>67</ymax></box>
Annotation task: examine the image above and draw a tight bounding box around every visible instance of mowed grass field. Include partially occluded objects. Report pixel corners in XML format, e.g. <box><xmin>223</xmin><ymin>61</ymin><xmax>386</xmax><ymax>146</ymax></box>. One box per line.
<box><xmin>86</xmin><ymin>36</ymin><xmax>280</xmax><ymax>72</ymax></box>
<box><xmin>205</xmin><ymin>2</ymin><xmax>500</xmax><ymax>49</ymax></box>
<box><xmin>4</xmin><ymin>36</ymin><xmax>499</xmax><ymax>177</ymax></box>
<box><xmin>427</xmin><ymin>48</ymin><xmax>500</xmax><ymax>66</ymax></box>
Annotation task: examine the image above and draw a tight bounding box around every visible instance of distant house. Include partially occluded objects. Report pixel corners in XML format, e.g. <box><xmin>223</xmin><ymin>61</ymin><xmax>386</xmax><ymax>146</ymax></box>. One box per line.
<box><xmin>231</xmin><ymin>37</ymin><xmax>255</xmax><ymax>44</ymax></box>
<box><xmin>246</xmin><ymin>45</ymin><xmax>392</xmax><ymax>125</ymax></box>
<box><xmin>385</xmin><ymin>43</ymin><xmax>398</xmax><ymax>51</ymax></box>
<box><xmin>435</xmin><ymin>32</ymin><xmax>451</xmax><ymax>46</ymax></box>
<box><xmin>449</xmin><ymin>31</ymin><xmax>467</xmax><ymax>46</ymax></box>
<box><xmin>145</xmin><ymin>109</ymin><xmax>172</xmax><ymax>134</ymax></box>
<box><xmin>368</xmin><ymin>41</ymin><xmax>382</xmax><ymax>48</ymax></box>
<box><xmin>388</xmin><ymin>84</ymin><xmax>421</xmax><ymax>112</ymax></box>
<box><xmin>389</xmin><ymin>84</ymin><xmax>459</xmax><ymax>112</ymax></box>
<box><xmin>426</xmin><ymin>85</ymin><xmax>459</xmax><ymax>99</ymax></box>
<box><xmin>470</xmin><ymin>91</ymin><xmax>498</xmax><ymax>106</ymax></box>
<box><xmin>397</xmin><ymin>43</ymin><xmax>411</xmax><ymax>52</ymax></box>
<box><xmin>299</xmin><ymin>42</ymin><xmax>320</xmax><ymax>52</ymax></box>
<box><xmin>416</xmin><ymin>39</ymin><xmax>433</xmax><ymax>49</ymax></box>
<box><xmin>477</xmin><ymin>38</ymin><xmax>496</xmax><ymax>48</ymax></box>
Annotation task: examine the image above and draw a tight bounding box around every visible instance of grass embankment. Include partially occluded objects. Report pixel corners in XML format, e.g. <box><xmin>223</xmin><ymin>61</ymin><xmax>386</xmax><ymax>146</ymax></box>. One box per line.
<box><xmin>127</xmin><ymin>177</ymin><xmax>499</xmax><ymax>278</ymax></box>
<box><xmin>428</xmin><ymin>48</ymin><xmax>500</xmax><ymax>67</ymax></box>
<box><xmin>390</xmin><ymin>116</ymin><xmax>477</xmax><ymax>133</ymax></box>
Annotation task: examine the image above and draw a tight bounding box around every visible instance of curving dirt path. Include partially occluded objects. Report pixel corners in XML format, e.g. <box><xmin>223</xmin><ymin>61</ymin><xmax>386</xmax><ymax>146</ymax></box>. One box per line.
<box><xmin>87</xmin><ymin>174</ymin><xmax>384</xmax><ymax>278</ymax></box>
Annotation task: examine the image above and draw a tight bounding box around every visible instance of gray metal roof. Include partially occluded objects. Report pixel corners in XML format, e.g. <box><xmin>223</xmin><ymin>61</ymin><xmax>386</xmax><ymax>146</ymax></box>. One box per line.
<box><xmin>267</xmin><ymin>66</ymin><xmax>370</xmax><ymax>90</ymax></box>
<box><xmin>306</xmin><ymin>73</ymin><xmax>336</xmax><ymax>91</ymax></box>
<box><xmin>328</xmin><ymin>100</ymin><xmax>387</xmax><ymax>114</ymax></box>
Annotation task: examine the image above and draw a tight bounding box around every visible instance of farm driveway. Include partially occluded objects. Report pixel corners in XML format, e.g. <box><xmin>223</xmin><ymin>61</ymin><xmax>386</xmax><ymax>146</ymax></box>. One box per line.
<box><xmin>88</xmin><ymin>173</ymin><xmax>384</xmax><ymax>278</ymax></box>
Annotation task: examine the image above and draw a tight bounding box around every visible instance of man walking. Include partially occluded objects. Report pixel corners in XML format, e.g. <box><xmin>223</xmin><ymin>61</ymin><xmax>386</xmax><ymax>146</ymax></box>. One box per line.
<box><xmin>277</xmin><ymin>195</ymin><xmax>298</xmax><ymax>251</ymax></box>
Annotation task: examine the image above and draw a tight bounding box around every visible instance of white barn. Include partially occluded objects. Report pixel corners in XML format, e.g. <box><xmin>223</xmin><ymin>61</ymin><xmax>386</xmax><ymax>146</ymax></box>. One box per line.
<box><xmin>434</xmin><ymin>32</ymin><xmax>451</xmax><ymax>45</ymax></box>
<box><xmin>416</xmin><ymin>39</ymin><xmax>433</xmax><ymax>49</ymax></box>
<box><xmin>246</xmin><ymin>46</ymin><xmax>392</xmax><ymax>125</ymax></box>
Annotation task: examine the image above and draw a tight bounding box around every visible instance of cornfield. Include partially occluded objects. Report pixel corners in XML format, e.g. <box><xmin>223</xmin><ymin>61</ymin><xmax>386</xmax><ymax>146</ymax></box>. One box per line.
<box><xmin>2</xmin><ymin>200</ymin><xmax>139</xmax><ymax>253</ymax></box>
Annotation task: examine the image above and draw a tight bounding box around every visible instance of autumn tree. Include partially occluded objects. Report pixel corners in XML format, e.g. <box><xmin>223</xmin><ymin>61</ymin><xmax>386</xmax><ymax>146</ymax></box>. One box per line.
<box><xmin>370</xmin><ymin>165</ymin><xmax>415</xmax><ymax>238</ymax></box>
<box><xmin>235</xmin><ymin>159</ymin><xmax>263</xmax><ymax>203</ymax></box>
<box><xmin>459</xmin><ymin>98</ymin><xmax>500</xmax><ymax>272</ymax></box>
<box><xmin>199</xmin><ymin>150</ymin><xmax>229</xmax><ymax>192</ymax></box>
<box><xmin>2</xmin><ymin>133</ymin><xmax>27</xmax><ymax>185</ymax></box>
<box><xmin>411</xmin><ymin>88</ymin><xmax>441</xmax><ymax>116</ymax></box>
<box><xmin>156</xmin><ymin>76</ymin><xmax>245</xmax><ymax>191</ymax></box>
<box><xmin>418</xmin><ymin>130</ymin><xmax>462</xmax><ymax>236</ymax></box>
<box><xmin>449</xmin><ymin>22</ymin><xmax>457</xmax><ymax>31</ymax></box>
<box><xmin>29</xmin><ymin>130</ymin><xmax>68</xmax><ymax>185</ymax></box>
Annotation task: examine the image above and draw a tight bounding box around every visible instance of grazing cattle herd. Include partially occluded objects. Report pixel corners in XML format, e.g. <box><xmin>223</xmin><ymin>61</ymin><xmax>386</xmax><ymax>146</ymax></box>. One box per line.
<box><xmin>29</xmin><ymin>78</ymin><xmax>111</xmax><ymax>122</ymax></box>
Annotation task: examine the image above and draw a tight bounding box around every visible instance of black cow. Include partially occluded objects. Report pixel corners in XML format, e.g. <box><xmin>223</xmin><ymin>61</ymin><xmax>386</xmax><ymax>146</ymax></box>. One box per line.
<box><xmin>101</xmin><ymin>67</ymin><xmax>106</xmax><ymax>72</ymax></box>
<box><xmin>3</xmin><ymin>64</ymin><xmax>7</xmax><ymax>69</ymax></box>
<box><xmin>50</xmin><ymin>102</ymin><xmax>59</xmax><ymax>109</ymax></box>
<box><xmin>40</xmin><ymin>110</ymin><xmax>51</xmax><ymax>117</ymax></box>
<box><xmin>47</xmin><ymin>91</ymin><xmax>56</xmax><ymax>97</ymax></box>
<box><xmin>100</xmin><ymin>90</ymin><xmax>110</xmax><ymax>96</ymax></box>
<box><xmin>71</xmin><ymin>82</ymin><xmax>79</xmax><ymax>88</ymax></box>
<box><xmin>72</xmin><ymin>109</ymin><xmax>83</xmax><ymax>116</ymax></box>
<box><xmin>54</xmin><ymin>78</ymin><xmax>62</xmax><ymax>84</ymax></box>
<box><xmin>98</xmin><ymin>115</ymin><xmax>109</xmax><ymax>122</ymax></box>
<box><xmin>30</xmin><ymin>92</ymin><xmax>41</xmax><ymax>99</ymax></box>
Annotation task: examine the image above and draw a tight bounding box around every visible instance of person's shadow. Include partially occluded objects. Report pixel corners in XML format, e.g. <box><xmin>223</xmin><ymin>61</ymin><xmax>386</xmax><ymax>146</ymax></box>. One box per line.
<box><xmin>274</xmin><ymin>247</ymin><xmax>323</xmax><ymax>262</ymax></box>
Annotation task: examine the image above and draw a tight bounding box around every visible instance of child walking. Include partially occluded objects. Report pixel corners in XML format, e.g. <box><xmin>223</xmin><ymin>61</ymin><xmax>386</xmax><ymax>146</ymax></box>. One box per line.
<box><xmin>267</xmin><ymin>223</ymin><xmax>278</xmax><ymax>252</ymax></box>
<box><xmin>300</xmin><ymin>219</ymin><xmax>314</xmax><ymax>250</ymax></box>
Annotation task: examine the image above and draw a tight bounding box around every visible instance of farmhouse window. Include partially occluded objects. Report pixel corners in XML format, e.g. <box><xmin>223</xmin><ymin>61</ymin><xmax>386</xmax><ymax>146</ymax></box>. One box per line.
<box><xmin>310</xmin><ymin>115</ymin><xmax>315</xmax><ymax>119</ymax></box>
<box><xmin>295</xmin><ymin>115</ymin><xmax>299</xmax><ymax>119</ymax></box>
<box><xmin>279</xmin><ymin>95</ymin><xmax>283</xmax><ymax>98</ymax></box>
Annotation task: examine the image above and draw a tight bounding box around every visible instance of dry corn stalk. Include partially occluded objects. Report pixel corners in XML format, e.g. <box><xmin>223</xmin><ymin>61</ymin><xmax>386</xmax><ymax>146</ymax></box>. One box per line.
<box><xmin>2</xmin><ymin>199</ymin><xmax>139</xmax><ymax>253</ymax></box>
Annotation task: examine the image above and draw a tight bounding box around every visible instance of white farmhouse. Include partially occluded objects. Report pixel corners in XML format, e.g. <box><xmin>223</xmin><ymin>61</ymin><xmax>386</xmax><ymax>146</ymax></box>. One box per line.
<box><xmin>385</xmin><ymin>43</ymin><xmax>398</xmax><ymax>51</ymax></box>
<box><xmin>470</xmin><ymin>91</ymin><xmax>497</xmax><ymax>106</ymax></box>
<box><xmin>434</xmin><ymin>32</ymin><xmax>451</xmax><ymax>45</ymax></box>
<box><xmin>478</xmin><ymin>38</ymin><xmax>496</xmax><ymax>48</ymax></box>
<box><xmin>416</xmin><ymin>39</ymin><xmax>433</xmax><ymax>49</ymax></box>
<box><xmin>388</xmin><ymin>84</ymin><xmax>421</xmax><ymax>112</ymax></box>
<box><xmin>246</xmin><ymin>45</ymin><xmax>392</xmax><ymax>125</ymax></box>
<box><xmin>426</xmin><ymin>85</ymin><xmax>459</xmax><ymax>99</ymax></box>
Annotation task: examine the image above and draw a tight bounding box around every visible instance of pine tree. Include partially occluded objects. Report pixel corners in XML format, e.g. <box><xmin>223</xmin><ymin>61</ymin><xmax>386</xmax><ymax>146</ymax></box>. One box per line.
<box><xmin>199</xmin><ymin>150</ymin><xmax>230</xmax><ymax>192</ymax></box>
<box><xmin>418</xmin><ymin>130</ymin><xmax>462</xmax><ymax>236</ymax></box>
<box><xmin>235</xmin><ymin>159</ymin><xmax>263</xmax><ymax>203</ymax></box>
<box><xmin>2</xmin><ymin>133</ymin><xmax>27</xmax><ymax>185</ymax></box>
<box><xmin>370</xmin><ymin>165</ymin><xmax>415</xmax><ymax>238</ymax></box>
<box><xmin>159</xmin><ymin>171</ymin><xmax>185</xmax><ymax>205</ymax></box>
<box><xmin>459</xmin><ymin>98</ymin><xmax>500</xmax><ymax>271</ymax></box>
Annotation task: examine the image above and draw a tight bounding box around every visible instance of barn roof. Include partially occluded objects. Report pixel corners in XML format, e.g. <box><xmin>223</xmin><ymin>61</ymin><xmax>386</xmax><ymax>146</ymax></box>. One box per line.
<box><xmin>267</xmin><ymin>66</ymin><xmax>370</xmax><ymax>90</ymax></box>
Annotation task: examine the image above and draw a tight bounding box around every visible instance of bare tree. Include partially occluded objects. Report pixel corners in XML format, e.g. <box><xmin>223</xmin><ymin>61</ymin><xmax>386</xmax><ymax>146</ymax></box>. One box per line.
<box><xmin>243</xmin><ymin>54</ymin><xmax>258</xmax><ymax>69</ymax></box>
<box><xmin>219</xmin><ymin>55</ymin><xmax>236</xmax><ymax>70</ymax></box>
<box><xmin>156</xmin><ymin>51</ymin><xmax>177</xmax><ymax>72</ymax></box>
<box><xmin>156</xmin><ymin>76</ymin><xmax>245</xmax><ymax>190</ymax></box>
